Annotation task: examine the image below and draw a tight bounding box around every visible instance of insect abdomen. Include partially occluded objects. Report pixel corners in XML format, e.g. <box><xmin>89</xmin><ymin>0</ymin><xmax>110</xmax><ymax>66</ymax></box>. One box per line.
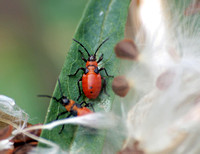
<box><xmin>82</xmin><ymin>73</ymin><xmax>101</xmax><ymax>99</ymax></box>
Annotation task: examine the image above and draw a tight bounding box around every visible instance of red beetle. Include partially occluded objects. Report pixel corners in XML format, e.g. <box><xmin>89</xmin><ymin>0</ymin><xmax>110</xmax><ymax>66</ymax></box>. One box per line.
<box><xmin>69</xmin><ymin>38</ymin><xmax>113</xmax><ymax>100</ymax></box>
<box><xmin>38</xmin><ymin>79</ymin><xmax>94</xmax><ymax>134</ymax></box>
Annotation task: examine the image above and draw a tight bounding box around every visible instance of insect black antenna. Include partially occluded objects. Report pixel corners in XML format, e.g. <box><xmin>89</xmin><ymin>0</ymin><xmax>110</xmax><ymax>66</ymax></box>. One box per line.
<box><xmin>37</xmin><ymin>95</ymin><xmax>59</xmax><ymax>102</ymax></box>
<box><xmin>58</xmin><ymin>79</ymin><xmax>64</xmax><ymax>97</ymax></box>
<box><xmin>94</xmin><ymin>38</ymin><xmax>109</xmax><ymax>58</ymax></box>
<box><xmin>73</xmin><ymin>39</ymin><xmax>90</xmax><ymax>57</ymax></box>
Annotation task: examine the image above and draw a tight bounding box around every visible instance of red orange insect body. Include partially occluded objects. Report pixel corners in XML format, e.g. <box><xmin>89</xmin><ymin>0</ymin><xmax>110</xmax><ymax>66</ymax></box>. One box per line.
<box><xmin>64</xmin><ymin>99</ymin><xmax>93</xmax><ymax>116</ymax></box>
<box><xmin>69</xmin><ymin>38</ymin><xmax>113</xmax><ymax>100</ymax></box>
<box><xmin>82</xmin><ymin>64</ymin><xmax>102</xmax><ymax>99</ymax></box>
<box><xmin>38</xmin><ymin>79</ymin><xmax>94</xmax><ymax>134</ymax></box>
<box><xmin>77</xmin><ymin>106</ymin><xmax>93</xmax><ymax>116</ymax></box>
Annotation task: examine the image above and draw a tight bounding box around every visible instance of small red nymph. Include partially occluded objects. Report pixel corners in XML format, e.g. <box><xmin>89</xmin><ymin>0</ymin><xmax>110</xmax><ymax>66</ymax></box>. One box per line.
<box><xmin>38</xmin><ymin>79</ymin><xmax>94</xmax><ymax>134</ymax></box>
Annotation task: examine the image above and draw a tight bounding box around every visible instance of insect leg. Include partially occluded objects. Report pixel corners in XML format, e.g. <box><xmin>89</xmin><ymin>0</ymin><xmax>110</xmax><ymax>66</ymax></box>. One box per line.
<box><xmin>77</xmin><ymin>77</ymin><xmax>82</xmax><ymax>101</ymax></box>
<box><xmin>59</xmin><ymin>113</ymin><xmax>72</xmax><ymax>134</ymax></box>
<box><xmin>56</xmin><ymin>111</ymin><xmax>69</xmax><ymax>120</ymax></box>
<box><xmin>68</xmin><ymin>67</ymin><xmax>85</xmax><ymax>76</ymax></box>
<box><xmin>78</xmin><ymin>50</ymin><xmax>87</xmax><ymax>62</ymax></box>
<box><xmin>97</xmin><ymin>54</ymin><xmax>103</xmax><ymax>63</ymax></box>
<box><xmin>102</xmin><ymin>77</ymin><xmax>109</xmax><ymax>96</ymax></box>
<box><xmin>80</xmin><ymin>101</ymin><xmax>86</xmax><ymax>106</ymax></box>
<box><xmin>99</xmin><ymin>67</ymin><xmax>114</xmax><ymax>77</ymax></box>
<box><xmin>80</xmin><ymin>101</ymin><xmax>95</xmax><ymax>112</ymax></box>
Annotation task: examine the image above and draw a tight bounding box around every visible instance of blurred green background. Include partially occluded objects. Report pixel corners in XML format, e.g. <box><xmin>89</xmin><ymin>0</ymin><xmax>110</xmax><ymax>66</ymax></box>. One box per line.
<box><xmin>0</xmin><ymin>0</ymin><xmax>88</xmax><ymax>124</ymax></box>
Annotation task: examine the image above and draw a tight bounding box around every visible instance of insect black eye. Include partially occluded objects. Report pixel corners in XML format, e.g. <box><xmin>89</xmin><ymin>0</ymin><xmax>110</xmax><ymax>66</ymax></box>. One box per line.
<box><xmin>62</xmin><ymin>98</ymin><xmax>69</xmax><ymax>105</ymax></box>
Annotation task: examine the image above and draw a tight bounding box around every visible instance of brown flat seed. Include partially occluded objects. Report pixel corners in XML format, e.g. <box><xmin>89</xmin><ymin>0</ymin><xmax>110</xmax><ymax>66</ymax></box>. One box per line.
<box><xmin>13</xmin><ymin>143</ymin><xmax>37</xmax><ymax>154</ymax></box>
<box><xmin>11</xmin><ymin>123</ymin><xmax>42</xmax><ymax>154</ymax></box>
<box><xmin>0</xmin><ymin>149</ymin><xmax>13</xmax><ymax>154</ymax></box>
<box><xmin>112</xmin><ymin>76</ymin><xmax>130</xmax><ymax>97</ymax></box>
<box><xmin>11</xmin><ymin>123</ymin><xmax>41</xmax><ymax>143</ymax></box>
<box><xmin>114</xmin><ymin>39</ymin><xmax>139</xmax><ymax>60</ymax></box>
<box><xmin>0</xmin><ymin>125</ymin><xmax>13</xmax><ymax>140</ymax></box>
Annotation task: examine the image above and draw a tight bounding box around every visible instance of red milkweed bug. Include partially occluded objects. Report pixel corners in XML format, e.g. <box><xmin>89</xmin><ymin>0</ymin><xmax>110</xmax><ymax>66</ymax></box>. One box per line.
<box><xmin>69</xmin><ymin>38</ymin><xmax>114</xmax><ymax>100</ymax></box>
<box><xmin>38</xmin><ymin>79</ymin><xmax>94</xmax><ymax>134</ymax></box>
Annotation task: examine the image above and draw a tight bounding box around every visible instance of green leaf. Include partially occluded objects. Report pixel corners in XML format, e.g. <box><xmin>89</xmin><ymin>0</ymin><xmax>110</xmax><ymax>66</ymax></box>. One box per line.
<box><xmin>40</xmin><ymin>0</ymin><xmax>130</xmax><ymax>153</ymax></box>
